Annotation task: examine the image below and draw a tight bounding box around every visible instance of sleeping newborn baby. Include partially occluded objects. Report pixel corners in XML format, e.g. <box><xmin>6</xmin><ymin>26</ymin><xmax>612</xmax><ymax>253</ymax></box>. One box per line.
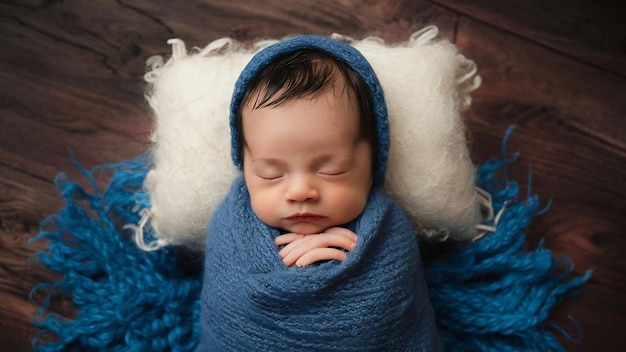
<box><xmin>196</xmin><ymin>35</ymin><xmax>443</xmax><ymax>351</ymax></box>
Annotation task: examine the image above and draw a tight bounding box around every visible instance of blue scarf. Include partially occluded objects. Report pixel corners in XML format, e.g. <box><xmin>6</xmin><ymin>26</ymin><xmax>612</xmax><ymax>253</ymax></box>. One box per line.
<box><xmin>196</xmin><ymin>177</ymin><xmax>443</xmax><ymax>351</ymax></box>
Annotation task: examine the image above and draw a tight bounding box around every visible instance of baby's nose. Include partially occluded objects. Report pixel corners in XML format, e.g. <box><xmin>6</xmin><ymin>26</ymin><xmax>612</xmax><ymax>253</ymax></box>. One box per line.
<box><xmin>286</xmin><ymin>175</ymin><xmax>319</xmax><ymax>202</ymax></box>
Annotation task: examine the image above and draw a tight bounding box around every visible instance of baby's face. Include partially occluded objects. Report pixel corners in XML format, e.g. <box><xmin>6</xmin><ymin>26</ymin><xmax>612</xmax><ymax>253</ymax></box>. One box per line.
<box><xmin>242</xmin><ymin>90</ymin><xmax>373</xmax><ymax>235</ymax></box>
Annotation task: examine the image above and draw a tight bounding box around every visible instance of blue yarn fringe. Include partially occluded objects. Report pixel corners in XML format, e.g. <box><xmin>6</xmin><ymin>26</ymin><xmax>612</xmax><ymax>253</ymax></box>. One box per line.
<box><xmin>31</xmin><ymin>128</ymin><xmax>591</xmax><ymax>351</ymax></box>
<box><xmin>425</xmin><ymin>126</ymin><xmax>592</xmax><ymax>351</ymax></box>
<box><xmin>30</xmin><ymin>153</ymin><xmax>201</xmax><ymax>351</ymax></box>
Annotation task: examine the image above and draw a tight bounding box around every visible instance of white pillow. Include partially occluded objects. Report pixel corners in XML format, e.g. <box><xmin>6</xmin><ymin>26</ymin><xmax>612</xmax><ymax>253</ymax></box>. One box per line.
<box><xmin>134</xmin><ymin>26</ymin><xmax>482</xmax><ymax>251</ymax></box>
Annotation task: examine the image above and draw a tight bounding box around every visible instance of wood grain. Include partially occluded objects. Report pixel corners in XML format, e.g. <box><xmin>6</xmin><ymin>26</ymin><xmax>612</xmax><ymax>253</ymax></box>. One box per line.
<box><xmin>457</xmin><ymin>17</ymin><xmax>626</xmax><ymax>351</ymax></box>
<box><xmin>1</xmin><ymin>0</ymin><xmax>624</xmax><ymax>351</ymax></box>
<box><xmin>432</xmin><ymin>0</ymin><xmax>626</xmax><ymax>77</ymax></box>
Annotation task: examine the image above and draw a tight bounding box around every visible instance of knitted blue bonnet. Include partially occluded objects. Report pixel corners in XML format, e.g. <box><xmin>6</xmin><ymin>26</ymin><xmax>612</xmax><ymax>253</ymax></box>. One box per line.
<box><xmin>229</xmin><ymin>35</ymin><xmax>389</xmax><ymax>186</ymax></box>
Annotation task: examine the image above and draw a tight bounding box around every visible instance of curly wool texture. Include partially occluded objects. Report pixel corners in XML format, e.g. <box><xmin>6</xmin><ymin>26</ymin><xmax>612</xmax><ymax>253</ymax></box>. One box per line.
<box><xmin>142</xmin><ymin>39</ymin><xmax>246</xmax><ymax>249</ymax></box>
<box><xmin>347</xmin><ymin>28</ymin><xmax>481</xmax><ymax>238</ymax></box>
<box><xmin>140</xmin><ymin>26</ymin><xmax>482</xmax><ymax>250</ymax></box>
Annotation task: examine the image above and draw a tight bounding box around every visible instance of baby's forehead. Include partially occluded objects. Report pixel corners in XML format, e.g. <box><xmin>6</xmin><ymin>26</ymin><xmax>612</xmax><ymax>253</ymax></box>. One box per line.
<box><xmin>241</xmin><ymin>90</ymin><xmax>361</xmax><ymax>146</ymax></box>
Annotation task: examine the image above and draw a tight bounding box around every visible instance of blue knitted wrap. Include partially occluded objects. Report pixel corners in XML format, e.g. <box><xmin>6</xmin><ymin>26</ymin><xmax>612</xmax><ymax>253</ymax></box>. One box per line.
<box><xmin>196</xmin><ymin>177</ymin><xmax>443</xmax><ymax>351</ymax></box>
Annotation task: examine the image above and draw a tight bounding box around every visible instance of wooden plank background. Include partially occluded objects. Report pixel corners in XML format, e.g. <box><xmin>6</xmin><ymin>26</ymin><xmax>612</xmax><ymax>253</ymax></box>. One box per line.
<box><xmin>1</xmin><ymin>0</ymin><xmax>624</xmax><ymax>351</ymax></box>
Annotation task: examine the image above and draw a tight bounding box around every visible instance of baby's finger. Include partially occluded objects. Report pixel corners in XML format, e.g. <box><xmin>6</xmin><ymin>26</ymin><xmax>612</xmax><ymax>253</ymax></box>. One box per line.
<box><xmin>274</xmin><ymin>233</ymin><xmax>303</xmax><ymax>246</ymax></box>
<box><xmin>280</xmin><ymin>233</ymin><xmax>357</xmax><ymax>267</ymax></box>
<box><xmin>295</xmin><ymin>248</ymin><xmax>347</xmax><ymax>267</ymax></box>
<box><xmin>277</xmin><ymin>234</ymin><xmax>309</xmax><ymax>260</ymax></box>
<box><xmin>324</xmin><ymin>227</ymin><xmax>358</xmax><ymax>242</ymax></box>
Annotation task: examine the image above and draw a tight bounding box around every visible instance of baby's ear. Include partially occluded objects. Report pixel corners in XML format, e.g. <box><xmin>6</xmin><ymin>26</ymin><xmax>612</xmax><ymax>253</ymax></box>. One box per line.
<box><xmin>349</xmin><ymin>26</ymin><xmax>482</xmax><ymax>241</ymax></box>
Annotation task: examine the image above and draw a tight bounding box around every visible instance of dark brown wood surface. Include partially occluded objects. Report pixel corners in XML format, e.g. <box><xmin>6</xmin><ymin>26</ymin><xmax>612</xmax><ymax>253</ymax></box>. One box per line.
<box><xmin>1</xmin><ymin>0</ymin><xmax>624</xmax><ymax>351</ymax></box>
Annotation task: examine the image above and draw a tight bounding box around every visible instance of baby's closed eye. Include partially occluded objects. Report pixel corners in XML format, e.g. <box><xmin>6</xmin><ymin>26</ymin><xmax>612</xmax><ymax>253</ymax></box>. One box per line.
<box><xmin>258</xmin><ymin>173</ymin><xmax>283</xmax><ymax>180</ymax></box>
<box><xmin>253</xmin><ymin>164</ymin><xmax>284</xmax><ymax>180</ymax></box>
<box><xmin>318</xmin><ymin>168</ymin><xmax>348</xmax><ymax>176</ymax></box>
<box><xmin>317</xmin><ymin>159</ymin><xmax>353</xmax><ymax>176</ymax></box>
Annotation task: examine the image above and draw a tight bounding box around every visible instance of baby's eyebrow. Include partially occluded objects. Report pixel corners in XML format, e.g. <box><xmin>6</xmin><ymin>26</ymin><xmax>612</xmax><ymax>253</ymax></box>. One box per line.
<box><xmin>250</xmin><ymin>157</ymin><xmax>284</xmax><ymax>165</ymax></box>
<box><xmin>313</xmin><ymin>153</ymin><xmax>354</xmax><ymax>166</ymax></box>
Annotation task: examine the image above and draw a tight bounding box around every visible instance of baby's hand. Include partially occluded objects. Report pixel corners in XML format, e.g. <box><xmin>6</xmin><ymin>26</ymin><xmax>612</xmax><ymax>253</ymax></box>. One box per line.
<box><xmin>274</xmin><ymin>227</ymin><xmax>358</xmax><ymax>268</ymax></box>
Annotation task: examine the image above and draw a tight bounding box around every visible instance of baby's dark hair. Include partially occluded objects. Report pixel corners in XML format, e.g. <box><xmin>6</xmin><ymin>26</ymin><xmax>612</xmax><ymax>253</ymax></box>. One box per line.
<box><xmin>239</xmin><ymin>49</ymin><xmax>377</xmax><ymax>169</ymax></box>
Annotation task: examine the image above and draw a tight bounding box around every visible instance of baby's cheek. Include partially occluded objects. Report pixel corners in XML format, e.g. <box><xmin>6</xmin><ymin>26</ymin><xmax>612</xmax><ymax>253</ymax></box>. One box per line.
<box><xmin>332</xmin><ymin>186</ymin><xmax>369</xmax><ymax>220</ymax></box>
<box><xmin>249</xmin><ymin>191</ymin><xmax>277</xmax><ymax>225</ymax></box>
<box><xmin>249</xmin><ymin>192</ymin><xmax>266</xmax><ymax>216</ymax></box>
